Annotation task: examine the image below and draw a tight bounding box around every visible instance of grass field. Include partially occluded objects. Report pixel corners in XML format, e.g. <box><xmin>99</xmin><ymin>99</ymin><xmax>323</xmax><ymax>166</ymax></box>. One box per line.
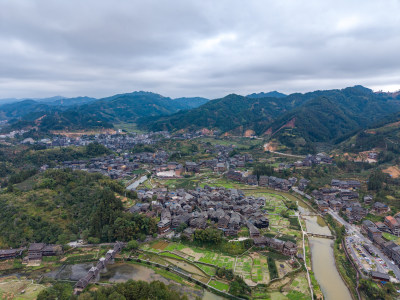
<box><xmin>0</xmin><ymin>278</ymin><xmax>46</xmax><ymax>300</ymax></box>
<box><xmin>208</xmin><ymin>279</ymin><xmax>230</xmax><ymax>292</ymax></box>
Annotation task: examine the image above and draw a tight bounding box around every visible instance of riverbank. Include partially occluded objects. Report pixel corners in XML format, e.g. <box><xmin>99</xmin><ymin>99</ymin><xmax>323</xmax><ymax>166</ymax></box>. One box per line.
<box><xmin>293</xmin><ymin>189</ymin><xmax>356</xmax><ymax>300</ymax></box>
<box><xmin>297</xmin><ymin>196</ymin><xmax>352</xmax><ymax>300</ymax></box>
<box><xmin>325</xmin><ymin>215</ymin><xmax>360</xmax><ymax>300</ymax></box>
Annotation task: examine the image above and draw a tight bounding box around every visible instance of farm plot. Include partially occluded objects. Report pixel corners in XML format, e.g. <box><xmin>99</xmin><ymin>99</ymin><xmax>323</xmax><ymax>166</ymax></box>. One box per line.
<box><xmin>209</xmin><ymin>279</ymin><xmax>230</xmax><ymax>292</ymax></box>
<box><xmin>142</xmin><ymin>240</ymin><xmax>170</xmax><ymax>253</ymax></box>
<box><xmin>199</xmin><ymin>252</ymin><xmax>235</xmax><ymax>270</ymax></box>
<box><xmin>235</xmin><ymin>256</ymin><xmax>253</xmax><ymax>283</ymax></box>
<box><xmin>268</xmin><ymin>215</ymin><xmax>288</xmax><ymax>228</ymax></box>
<box><xmin>276</xmin><ymin>261</ymin><xmax>294</xmax><ymax>278</ymax></box>
<box><xmin>250</xmin><ymin>253</ymin><xmax>270</xmax><ymax>284</ymax></box>
<box><xmin>171</xmin><ymin>249</ymin><xmax>195</xmax><ymax>260</ymax></box>
<box><xmin>164</xmin><ymin>242</ymin><xmax>185</xmax><ymax>251</ymax></box>
<box><xmin>286</xmin><ymin>273</ymin><xmax>310</xmax><ymax>296</ymax></box>
<box><xmin>194</xmin><ymin>263</ymin><xmax>217</xmax><ymax>276</ymax></box>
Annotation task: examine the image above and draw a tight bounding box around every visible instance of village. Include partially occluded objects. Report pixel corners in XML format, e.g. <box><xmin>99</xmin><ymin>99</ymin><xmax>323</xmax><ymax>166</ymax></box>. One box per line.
<box><xmin>1</xmin><ymin>128</ymin><xmax>400</xmax><ymax>299</ymax></box>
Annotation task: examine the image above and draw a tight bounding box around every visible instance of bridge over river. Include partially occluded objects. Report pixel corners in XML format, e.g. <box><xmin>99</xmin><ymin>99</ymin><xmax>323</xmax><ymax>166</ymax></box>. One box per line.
<box><xmin>305</xmin><ymin>232</ymin><xmax>335</xmax><ymax>239</ymax></box>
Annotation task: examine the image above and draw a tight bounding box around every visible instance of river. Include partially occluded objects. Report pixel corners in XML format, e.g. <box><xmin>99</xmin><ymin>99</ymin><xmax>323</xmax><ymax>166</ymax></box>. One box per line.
<box><xmin>298</xmin><ymin>202</ymin><xmax>352</xmax><ymax>300</ymax></box>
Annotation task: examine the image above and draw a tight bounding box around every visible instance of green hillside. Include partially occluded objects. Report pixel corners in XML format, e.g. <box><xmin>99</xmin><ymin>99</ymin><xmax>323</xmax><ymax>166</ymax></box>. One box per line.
<box><xmin>139</xmin><ymin>93</ymin><xmax>308</xmax><ymax>133</ymax></box>
<box><xmin>341</xmin><ymin>111</ymin><xmax>400</xmax><ymax>153</ymax></box>
<box><xmin>0</xmin><ymin>169</ymin><xmax>156</xmax><ymax>248</ymax></box>
<box><xmin>1</xmin><ymin>92</ymin><xmax>208</xmax><ymax>131</ymax></box>
<box><xmin>265</xmin><ymin>86</ymin><xmax>400</xmax><ymax>152</ymax></box>
<box><xmin>141</xmin><ymin>86</ymin><xmax>400</xmax><ymax>143</ymax></box>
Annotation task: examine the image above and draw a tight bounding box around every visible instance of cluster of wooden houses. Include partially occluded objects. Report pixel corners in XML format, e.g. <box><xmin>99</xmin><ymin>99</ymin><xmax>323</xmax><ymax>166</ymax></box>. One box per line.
<box><xmin>0</xmin><ymin>247</ymin><xmax>25</xmax><ymax>260</ymax></box>
<box><xmin>199</xmin><ymin>153</ymin><xmax>253</xmax><ymax>172</ymax></box>
<box><xmin>312</xmin><ymin>179</ymin><xmax>369</xmax><ymax>223</ymax></box>
<box><xmin>0</xmin><ymin>243</ymin><xmax>62</xmax><ymax>262</ymax></box>
<box><xmin>74</xmin><ymin>242</ymin><xmax>124</xmax><ymax>294</ymax></box>
<box><xmin>130</xmin><ymin>186</ymin><xmax>269</xmax><ymax>239</ymax></box>
<box><xmin>226</xmin><ymin>171</ymin><xmax>295</xmax><ymax>191</ymax></box>
<box><xmin>277</xmin><ymin>153</ymin><xmax>333</xmax><ymax>170</ymax></box>
<box><xmin>253</xmin><ymin>236</ymin><xmax>298</xmax><ymax>256</ymax></box>
<box><xmin>27</xmin><ymin>243</ymin><xmax>63</xmax><ymax>261</ymax></box>
<box><xmin>35</xmin><ymin>131</ymin><xmax>169</xmax><ymax>151</ymax></box>
<box><xmin>59</xmin><ymin>151</ymin><xmax>169</xmax><ymax>179</ymax></box>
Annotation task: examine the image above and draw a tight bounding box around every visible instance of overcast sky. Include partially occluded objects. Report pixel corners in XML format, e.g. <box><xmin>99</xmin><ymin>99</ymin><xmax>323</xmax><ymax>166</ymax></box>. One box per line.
<box><xmin>0</xmin><ymin>0</ymin><xmax>399</xmax><ymax>99</ymax></box>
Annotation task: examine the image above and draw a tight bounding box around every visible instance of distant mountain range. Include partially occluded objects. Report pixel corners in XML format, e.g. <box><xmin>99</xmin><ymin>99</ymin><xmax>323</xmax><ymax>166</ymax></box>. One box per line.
<box><xmin>0</xmin><ymin>91</ymin><xmax>210</xmax><ymax>131</ymax></box>
<box><xmin>138</xmin><ymin>86</ymin><xmax>400</xmax><ymax>153</ymax></box>
<box><xmin>246</xmin><ymin>91</ymin><xmax>287</xmax><ymax>98</ymax></box>
<box><xmin>3</xmin><ymin>87</ymin><xmax>400</xmax><ymax>154</ymax></box>
<box><xmin>0</xmin><ymin>96</ymin><xmax>97</xmax><ymax>106</ymax></box>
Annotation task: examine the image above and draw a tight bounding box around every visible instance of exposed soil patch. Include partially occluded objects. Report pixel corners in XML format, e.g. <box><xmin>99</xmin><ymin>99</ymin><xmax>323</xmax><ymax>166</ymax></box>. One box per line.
<box><xmin>383</xmin><ymin>166</ymin><xmax>400</xmax><ymax>178</ymax></box>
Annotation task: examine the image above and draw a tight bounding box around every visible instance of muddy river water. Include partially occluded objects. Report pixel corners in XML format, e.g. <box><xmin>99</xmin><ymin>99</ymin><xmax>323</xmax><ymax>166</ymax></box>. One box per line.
<box><xmin>299</xmin><ymin>203</ymin><xmax>352</xmax><ymax>300</ymax></box>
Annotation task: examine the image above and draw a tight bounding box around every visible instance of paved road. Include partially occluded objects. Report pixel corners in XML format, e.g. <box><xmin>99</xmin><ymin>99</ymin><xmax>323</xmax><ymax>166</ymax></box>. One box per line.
<box><xmin>329</xmin><ymin>209</ymin><xmax>400</xmax><ymax>280</ymax></box>
<box><xmin>126</xmin><ymin>175</ymin><xmax>147</xmax><ymax>190</ymax></box>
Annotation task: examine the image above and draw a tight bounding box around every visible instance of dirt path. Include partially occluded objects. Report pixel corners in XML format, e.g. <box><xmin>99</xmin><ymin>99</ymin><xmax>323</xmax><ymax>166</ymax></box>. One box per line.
<box><xmin>263</xmin><ymin>143</ymin><xmax>305</xmax><ymax>159</ymax></box>
<box><xmin>298</xmin><ymin>212</ymin><xmax>314</xmax><ymax>299</ymax></box>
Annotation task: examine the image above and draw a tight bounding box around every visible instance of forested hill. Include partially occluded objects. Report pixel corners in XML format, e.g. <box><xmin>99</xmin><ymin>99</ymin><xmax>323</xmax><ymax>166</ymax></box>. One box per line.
<box><xmin>263</xmin><ymin>86</ymin><xmax>400</xmax><ymax>151</ymax></box>
<box><xmin>246</xmin><ymin>91</ymin><xmax>287</xmax><ymax>98</ymax></box>
<box><xmin>138</xmin><ymin>93</ymin><xmax>310</xmax><ymax>134</ymax></box>
<box><xmin>0</xmin><ymin>169</ymin><xmax>156</xmax><ymax>248</ymax></box>
<box><xmin>140</xmin><ymin>86</ymin><xmax>400</xmax><ymax>139</ymax></box>
<box><xmin>340</xmin><ymin>110</ymin><xmax>400</xmax><ymax>153</ymax></box>
<box><xmin>1</xmin><ymin>92</ymin><xmax>209</xmax><ymax>131</ymax></box>
<box><xmin>77</xmin><ymin>91</ymin><xmax>209</xmax><ymax>123</ymax></box>
<box><xmin>3</xmin><ymin>86</ymin><xmax>400</xmax><ymax>138</ymax></box>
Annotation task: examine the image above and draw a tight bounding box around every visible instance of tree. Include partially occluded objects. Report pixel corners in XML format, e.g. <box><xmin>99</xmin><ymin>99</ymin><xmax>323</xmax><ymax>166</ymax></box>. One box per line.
<box><xmin>37</xmin><ymin>283</ymin><xmax>73</xmax><ymax>300</ymax></box>
<box><xmin>88</xmin><ymin>237</ymin><xmax>100</xmax><ymax>244</ymax></box>
<box><xmin>194</xmin><ymin>228</ymin><xmax>222</xmax><ymax>244</ymax></box>
<box><xmin>253</xmin><ymin>163</ymin><xmax>275</xmax><ymax>179</ymax></box>
<box><xmin>368</xmin><ymin>169</ymin><xmax>387</xmax><ymax>191</ymax></box>
<box><xmin>108</xmin><ymin>292</ymin><xmax>126</xmax><ymax>300</ymax></box>
<box><xmin>75</xmin><ymin>280</ymin><xmax>187</xmax><ymax>300</ymax></box>
<box><xmin>176</xmin><ymin>223</ymin><xmax>188</xmax><ymax>233</ymax></box>
<box><xmin>126</xmin><ymin>240</ymin><xmax>139</xmax><ymax>251</ymax></box>
<box><xmin>229</xmin><ymin>276</ymin><xmax>251</xmax><ymax>297</ymax></box>
<box><xmin>90</xmin><ymin>188</ymin><xmax>123</xmax><ymax>241</ymax></box>
<box><xmin>85</xmin><ymin>142</ymin><xmax>111</xmax><ymax>156</ymax></box>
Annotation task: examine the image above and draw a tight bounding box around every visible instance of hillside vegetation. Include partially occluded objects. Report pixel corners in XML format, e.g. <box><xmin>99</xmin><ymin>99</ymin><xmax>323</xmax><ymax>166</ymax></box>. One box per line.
<box><xmin>0</xmin><ymin>169</ymin><xmax>156</xmax><ymax>247</ymax></box>
<box><xmin>1</xmin><ymin>92</ymin><xmax>208</xmax><ymax>132</ymax></box>
<box><xmin>139</xmin><ymin>93</ymin><xmax>308</xmax><ymax>134</ymax></box>
<box><xmin>142</xmin><ymin>86</ymin><xmax>400</xmax><ymax>153</ymax></box>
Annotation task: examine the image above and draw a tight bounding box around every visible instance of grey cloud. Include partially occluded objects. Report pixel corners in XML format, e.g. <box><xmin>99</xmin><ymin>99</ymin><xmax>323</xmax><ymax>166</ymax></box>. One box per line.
<box><xmin>0</xmin><ymin>0</ymin><xmax>399</xmax><ymax>99</ymax></box>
